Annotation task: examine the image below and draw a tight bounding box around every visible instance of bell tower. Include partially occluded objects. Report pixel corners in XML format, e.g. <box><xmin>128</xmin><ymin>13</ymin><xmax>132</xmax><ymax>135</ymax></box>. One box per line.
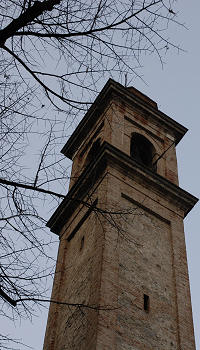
<box><xmin>43</xmin><ymin>79</ymin><xmax>198</xmax><ymax>350</ymax></box>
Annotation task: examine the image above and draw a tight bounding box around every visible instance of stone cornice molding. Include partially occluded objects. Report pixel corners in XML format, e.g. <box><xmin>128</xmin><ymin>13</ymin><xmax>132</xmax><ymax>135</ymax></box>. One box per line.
<box><xmin>47</xmin><ymin>142</ymin><xmax>198</xmax><ymax>234</ymax></box>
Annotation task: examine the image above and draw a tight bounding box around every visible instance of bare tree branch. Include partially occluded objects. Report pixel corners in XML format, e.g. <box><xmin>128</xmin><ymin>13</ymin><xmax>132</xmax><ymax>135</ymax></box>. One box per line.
<box><xmin>0</xmin><ymin>0</ymin><xmax>184</xmax><ymax>348</ymax></box>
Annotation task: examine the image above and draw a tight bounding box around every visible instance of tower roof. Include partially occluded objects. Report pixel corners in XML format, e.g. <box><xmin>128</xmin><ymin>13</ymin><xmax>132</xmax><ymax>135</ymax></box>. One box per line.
<box><xmin>61</xmin><ymin>79</ymin><xmax>188</xmax><ymax>160</ymax></box>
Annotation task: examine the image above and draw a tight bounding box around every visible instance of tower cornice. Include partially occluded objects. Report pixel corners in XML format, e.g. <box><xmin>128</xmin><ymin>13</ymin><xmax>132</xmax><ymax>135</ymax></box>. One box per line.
<box><xmin>48</xmin><ymin>142</ymin><xmax>198</xmax><ymax>235</ymax></box>
<box><xmin>61</xmin><ymin>79</ymin><xmax>188</xmax><ymax>160</ymax></box>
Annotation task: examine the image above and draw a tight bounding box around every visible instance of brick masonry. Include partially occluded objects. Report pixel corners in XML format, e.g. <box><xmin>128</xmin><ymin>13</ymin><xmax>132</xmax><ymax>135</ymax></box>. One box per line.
<box><xmin>43</xmin><ymin>80</ymin><xmax>197</xmax><ymax>350</ymax></box>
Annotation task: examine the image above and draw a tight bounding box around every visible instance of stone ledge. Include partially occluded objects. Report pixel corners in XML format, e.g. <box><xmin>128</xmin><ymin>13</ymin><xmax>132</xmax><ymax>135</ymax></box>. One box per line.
<box><xmin>47</xmin><ymin>142</ymin><xmax>198</xmax><ymax>235</ymax></box>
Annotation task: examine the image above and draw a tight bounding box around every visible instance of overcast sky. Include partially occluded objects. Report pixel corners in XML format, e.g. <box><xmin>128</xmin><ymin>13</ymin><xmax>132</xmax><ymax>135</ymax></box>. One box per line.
<box><xmin>2</xmin><ymin>1</ymin><xmax>200</xmax><ymax>349</ymax></box>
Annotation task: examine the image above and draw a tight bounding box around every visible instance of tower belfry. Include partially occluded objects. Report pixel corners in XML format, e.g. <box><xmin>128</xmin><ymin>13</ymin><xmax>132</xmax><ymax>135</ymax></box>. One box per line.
<box><xmin>43</xmin><ymin>79</ymin><xmax>198</xmax><ymax>350</ymax></box>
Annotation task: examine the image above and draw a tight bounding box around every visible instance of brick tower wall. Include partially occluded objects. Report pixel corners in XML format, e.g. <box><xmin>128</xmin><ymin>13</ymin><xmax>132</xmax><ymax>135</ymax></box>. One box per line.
<box><xmin>95</xmin><ymin>166</ymin><xmax>195</xmax><ymax>350</ymax></box>
<box><xmin>44</xmin><ymin>81</ymin><xmax>196</xmax><ymax>350</ymax></box>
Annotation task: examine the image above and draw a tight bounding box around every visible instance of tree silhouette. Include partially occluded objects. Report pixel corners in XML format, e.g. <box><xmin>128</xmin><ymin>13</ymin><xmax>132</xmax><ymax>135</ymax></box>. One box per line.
<box><xmin>0</xmin><ymin>0</ymin><xmax>181</xmax><ymax>348</ymax></box>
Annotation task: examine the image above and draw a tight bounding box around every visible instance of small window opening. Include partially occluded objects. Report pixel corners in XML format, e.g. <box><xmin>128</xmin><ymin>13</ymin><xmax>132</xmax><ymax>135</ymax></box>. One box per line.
<box><xmin>130</xmin><ymin>133</ymin><xmax>156</xmax><ymax>171</ymax></box>
<box><xmin>143</xmin><ymin>294</ymin><xmax>150</xmax><ymax>312</ymax></box>
<box><xmin>84</xmin><ymin>138</ymin><xmax>101</xmax><ymax>167</ymax></box>
<box><xmin>80</xmin><ymin>236</ymin><xmax>85</xmax><ymax>251</ymax></box>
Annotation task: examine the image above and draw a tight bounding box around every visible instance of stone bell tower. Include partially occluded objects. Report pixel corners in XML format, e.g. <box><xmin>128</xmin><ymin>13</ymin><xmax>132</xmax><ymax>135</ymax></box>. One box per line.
<box><xmin>43</xmin><ymin>79</ymin><xmax>198</xmax><ymax>350</ymax></box>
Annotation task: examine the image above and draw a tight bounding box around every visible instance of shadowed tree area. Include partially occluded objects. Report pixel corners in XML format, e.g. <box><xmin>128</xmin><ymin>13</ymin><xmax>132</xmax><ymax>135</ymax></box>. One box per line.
<box><xmin>0</xmin><ymin>0</ymin><xmax>182</xmax><ymax>348</ymax></box>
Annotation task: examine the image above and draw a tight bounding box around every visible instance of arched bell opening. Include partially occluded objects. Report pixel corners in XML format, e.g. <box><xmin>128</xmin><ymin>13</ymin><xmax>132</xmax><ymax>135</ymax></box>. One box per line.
<box><xmin>130</xmin><ymin>133</ymin><xmax>157</xmax><ymax>171</ymax></box>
